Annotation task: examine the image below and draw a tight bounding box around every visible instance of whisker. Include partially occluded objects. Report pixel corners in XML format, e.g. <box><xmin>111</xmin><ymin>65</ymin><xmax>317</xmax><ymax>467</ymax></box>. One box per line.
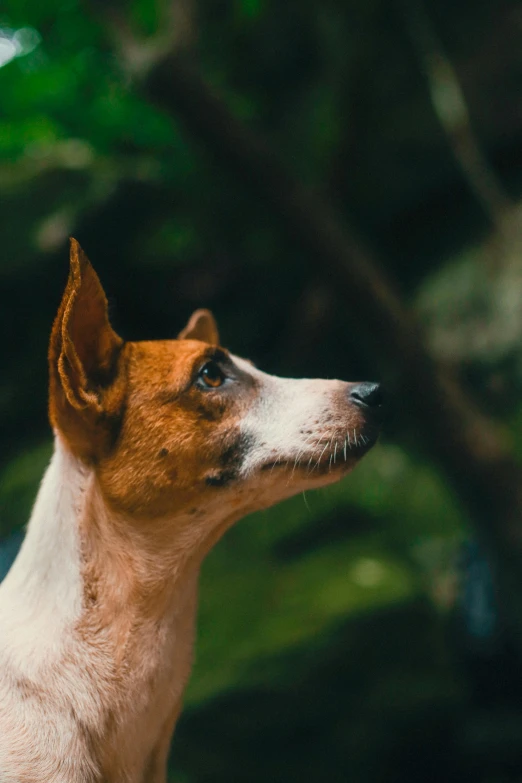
<box><xmin>307</xmin><ymin>441</ymin><xmax>325</xmax><ymax>473</ymax></box>
<box><xmin>289</xmin><ymin>454</ymin><xmax>305</xmax><ymax>485</ymax></box>
<box><xmin>272</xmin><ymin>433</ymin><xmax>312</xmax><ymax>487</ymax></box>
<box><xmin>270</xmin><ymin>457</ymin><xmax>281</xmax><ymax>476</ymax></box>
<box><xmin>302</xmin><ymin>492</ymin><xmax>311</xmax><ymax>512</ymax></box>
<box><xmin>314</xmin><ymin>440</ymin><xmax>331</xmax><ymax>471</ymax></box>
<box><xmin>290</xmin><ymin>432</ymin><xmax>318</xmax><ymax>481</ymax></box>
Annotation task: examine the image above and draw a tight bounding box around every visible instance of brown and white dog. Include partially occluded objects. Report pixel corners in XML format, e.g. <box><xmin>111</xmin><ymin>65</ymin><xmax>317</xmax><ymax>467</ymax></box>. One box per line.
<box><xmin>0</xmin><ymin>239</ymin><xmax>382</xmax><ymax>782</ymax></box>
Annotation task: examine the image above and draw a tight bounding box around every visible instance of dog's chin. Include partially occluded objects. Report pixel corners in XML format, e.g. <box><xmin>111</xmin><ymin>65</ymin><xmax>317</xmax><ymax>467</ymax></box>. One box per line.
<box><xmin>256</xmin><ymin>430</ymin><xmax>379</xmax><ymax>488</ymax></box>
<box><xmin>231</xmin><ymin>433</ymin><xmax>379</xmax><ymax>516</ymax></box>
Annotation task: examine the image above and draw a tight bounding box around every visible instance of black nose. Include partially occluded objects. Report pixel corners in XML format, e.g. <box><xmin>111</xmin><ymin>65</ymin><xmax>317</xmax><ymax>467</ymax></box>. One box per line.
<box><xmin>349</xmin><ymin>382</ymin><xmax>383</xmax><ymax>410</ymax></box>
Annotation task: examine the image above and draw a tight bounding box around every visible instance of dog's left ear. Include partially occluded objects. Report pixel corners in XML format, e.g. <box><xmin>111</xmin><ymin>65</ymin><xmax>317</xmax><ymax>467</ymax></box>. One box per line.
<box><xmin>178</xmin><ymin>309</ymin><xmax>220</xmax><ymax>345</ymax></box>
<box><xmin>49</xmin><ymin>238</ymin><xmax>125</xmax><ymax>459</ymax></box>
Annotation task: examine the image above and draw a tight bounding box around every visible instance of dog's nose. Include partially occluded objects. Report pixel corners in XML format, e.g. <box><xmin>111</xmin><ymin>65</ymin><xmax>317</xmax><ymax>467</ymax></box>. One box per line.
<box><xmin>349</xmin><ymin>382</ymin><xmax>383</xmax><ymax>410</ymax></box>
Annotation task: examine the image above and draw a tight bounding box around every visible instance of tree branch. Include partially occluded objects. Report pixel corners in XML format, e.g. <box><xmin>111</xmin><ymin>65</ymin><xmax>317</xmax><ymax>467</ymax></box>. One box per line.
<box><xmin>401</xmin><ymin>0</ymin><xmax>512</xmax><ymax>236</ymax></box>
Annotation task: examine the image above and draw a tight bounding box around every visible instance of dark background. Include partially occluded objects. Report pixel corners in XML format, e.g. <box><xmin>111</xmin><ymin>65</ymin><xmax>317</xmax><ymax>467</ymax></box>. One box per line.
<box><xmin>2</xmin><ymin>0</ymin><xmax>522</xmax><ymax>780</ymax></box>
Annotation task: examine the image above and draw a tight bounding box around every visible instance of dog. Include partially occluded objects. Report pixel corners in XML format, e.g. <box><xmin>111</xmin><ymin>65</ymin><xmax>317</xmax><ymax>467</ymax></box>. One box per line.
<box><xmin>0</xmin><ymin>239</ymin><xmax>382</xmax><ymax>782</ymax></box>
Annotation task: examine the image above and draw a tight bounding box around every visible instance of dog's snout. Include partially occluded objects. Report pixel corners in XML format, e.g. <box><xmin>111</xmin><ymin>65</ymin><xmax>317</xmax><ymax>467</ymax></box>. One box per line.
<box><xmin>349</xmin><ymin>382</ymin><xmax>383</xmax><ymax>411</ymax></box>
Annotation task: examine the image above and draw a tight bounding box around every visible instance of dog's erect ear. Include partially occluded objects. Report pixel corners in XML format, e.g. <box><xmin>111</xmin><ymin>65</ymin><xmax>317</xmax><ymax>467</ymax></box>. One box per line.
<box><xmin>49</xmin><ymin>238</ymin><xmax>125</xmax><ymax>458</ymax></box>
<box><xmin>178</xmin><ymin>309</ymin><xmax>220</xmax><ymax>345</ymax></box>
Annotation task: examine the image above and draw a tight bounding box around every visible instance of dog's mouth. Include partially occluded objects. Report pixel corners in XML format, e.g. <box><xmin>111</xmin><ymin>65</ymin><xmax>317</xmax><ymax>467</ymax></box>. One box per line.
<box><xmin>259</xmin><ymin>426</ymin><xmax>379</xmax><ymax>477</ymax></box>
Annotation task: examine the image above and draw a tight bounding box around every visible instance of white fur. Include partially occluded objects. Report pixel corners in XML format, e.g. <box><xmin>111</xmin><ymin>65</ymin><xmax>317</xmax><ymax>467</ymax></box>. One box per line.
<box><xmin>0</xmin><ymin>436</ymin><xmax>86</xmax><ymax>676</ymax></box>
<box><xmin>234</xmin><ymin>357</ymin><xmax>346</xmax><ymax>475</ymax></box>
<box><xmin>0</xmin><ymin>437</ymin><xmax>98</xmax><ymax>781</ymax></box>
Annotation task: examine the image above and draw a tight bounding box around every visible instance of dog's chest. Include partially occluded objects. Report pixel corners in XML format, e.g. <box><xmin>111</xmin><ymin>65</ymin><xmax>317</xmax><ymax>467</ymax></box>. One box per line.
<box><xmin>96</xmin><ymin>605</ymin><xmax>197</xmax><ymax>779</ymax></box>
<box><xmin>0</xmin><ymin>596</ymin><xmax>197</xmax><ymax>783</ymax></box>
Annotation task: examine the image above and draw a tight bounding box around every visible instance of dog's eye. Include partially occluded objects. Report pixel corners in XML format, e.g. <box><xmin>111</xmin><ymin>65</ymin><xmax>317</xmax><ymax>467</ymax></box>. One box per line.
<box><xmin>199</xmin><ymin>361</ymin><xmax>225</xmax><ymax>388</ymax></box>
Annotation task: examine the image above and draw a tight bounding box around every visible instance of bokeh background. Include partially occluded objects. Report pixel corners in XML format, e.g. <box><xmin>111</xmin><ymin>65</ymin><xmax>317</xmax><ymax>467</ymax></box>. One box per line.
<box><xmin>2</xmin><ymin>0</ymin><xmax>522</xmax><ymax>780</ymax></box>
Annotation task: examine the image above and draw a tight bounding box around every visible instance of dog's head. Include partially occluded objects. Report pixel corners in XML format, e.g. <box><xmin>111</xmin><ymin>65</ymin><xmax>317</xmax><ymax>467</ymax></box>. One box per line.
<box><xmin>49</xmin><ymin>240</ymin><xmax>382</xmax><ymax>553</ymax></box>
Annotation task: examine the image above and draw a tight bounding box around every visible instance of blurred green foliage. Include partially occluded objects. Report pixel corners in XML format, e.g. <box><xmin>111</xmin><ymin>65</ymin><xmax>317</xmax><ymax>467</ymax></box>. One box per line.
<box><xmin>1</xmin><ymin>0</ymin><xmax>522</xmax><ymax>780</ymax></box>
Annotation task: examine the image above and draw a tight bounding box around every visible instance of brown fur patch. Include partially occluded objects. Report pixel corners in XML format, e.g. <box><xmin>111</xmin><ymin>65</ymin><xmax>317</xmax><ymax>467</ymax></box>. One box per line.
<box><xmin>96</xmin><ymin>339</ymin><xmax>257</xmax><ymax>520</ymax></box>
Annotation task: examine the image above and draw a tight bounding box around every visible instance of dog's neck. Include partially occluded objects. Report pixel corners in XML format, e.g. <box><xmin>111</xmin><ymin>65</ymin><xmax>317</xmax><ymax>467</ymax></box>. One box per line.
<box><xmin>0</xmin><ymin>437</ymin><xmax>211</xmax><ymax>779</ymax></box>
